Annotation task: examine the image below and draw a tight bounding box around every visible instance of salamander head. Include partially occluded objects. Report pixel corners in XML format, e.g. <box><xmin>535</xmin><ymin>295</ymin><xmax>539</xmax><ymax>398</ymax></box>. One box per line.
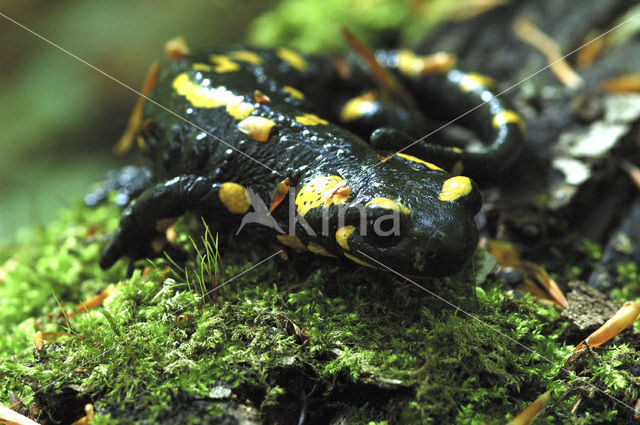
<box><xmin>331</xmin><ymin>168</ymin><xmax>482</xmax><ymax>277</ymax></box>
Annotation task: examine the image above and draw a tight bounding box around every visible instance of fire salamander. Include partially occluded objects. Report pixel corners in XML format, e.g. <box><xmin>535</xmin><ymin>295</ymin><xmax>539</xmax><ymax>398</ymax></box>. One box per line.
<box><xmin>97</xmin><ymin>46</ymin><xmax>524</xmax><ymax>277</ymax></box>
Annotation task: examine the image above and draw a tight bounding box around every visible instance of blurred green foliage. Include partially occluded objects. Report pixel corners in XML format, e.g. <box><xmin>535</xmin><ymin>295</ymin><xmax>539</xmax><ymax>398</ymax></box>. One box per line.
<box><xmin>0</xmin><ymin>0</ymin><xmax>278</xmax><ymax>240</ymax></box>
<box><xmin>248</xmin><ymin>0</ymin><xmax>468</xmax><ymax>53</ymax></box>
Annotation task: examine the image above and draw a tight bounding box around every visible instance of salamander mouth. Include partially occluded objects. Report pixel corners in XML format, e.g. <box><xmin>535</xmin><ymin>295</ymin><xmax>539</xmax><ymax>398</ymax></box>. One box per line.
<box><xmin>340</xmin><ymin>216</ymin><xmax>479</xmax><ymax>277</ymax></box>
<box><xmin>338</xmin><ymin>227</ymin><xmax>413</xmax><ymax>271</ymax></box>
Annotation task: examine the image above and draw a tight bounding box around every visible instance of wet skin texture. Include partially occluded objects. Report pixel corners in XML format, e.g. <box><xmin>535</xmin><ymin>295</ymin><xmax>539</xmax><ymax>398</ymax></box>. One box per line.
<box><xmin>98</xmin><ymin>47</ymin><xmax>524</xmax><ymax>277</ymax></box>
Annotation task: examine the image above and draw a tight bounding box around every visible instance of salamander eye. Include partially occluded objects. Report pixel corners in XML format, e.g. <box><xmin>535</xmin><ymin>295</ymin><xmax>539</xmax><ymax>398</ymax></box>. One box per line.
<box><xmin>364</xmin><ymin>206</ymin><xmax>404</xmax><ymax>248</ymax></box>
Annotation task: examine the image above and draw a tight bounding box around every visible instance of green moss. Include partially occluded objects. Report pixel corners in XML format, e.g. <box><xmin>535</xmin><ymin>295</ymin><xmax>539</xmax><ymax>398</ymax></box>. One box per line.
<box><xmin>1</xmin><ymin>200</ymin><xmax>640</xmax><ymax>424</ymax></box>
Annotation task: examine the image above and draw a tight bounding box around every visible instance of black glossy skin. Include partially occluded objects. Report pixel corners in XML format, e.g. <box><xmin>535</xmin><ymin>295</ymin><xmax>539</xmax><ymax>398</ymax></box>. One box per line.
<box><xmin>99</xmin><ymin>47</ymin><xmax>523</xmax><ymax>277</ymax></box>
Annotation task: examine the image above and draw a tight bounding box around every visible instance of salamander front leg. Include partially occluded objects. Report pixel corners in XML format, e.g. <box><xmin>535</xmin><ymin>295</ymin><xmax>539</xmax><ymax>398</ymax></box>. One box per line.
<box><xmin>100</xmin><ymin>175</ymin><xmax>250</xmax><ymax>270</ymax></box>
<box><xmin>85</xmin><ymin>165</ymin><xmax>153</xmax><ymax>207</ymax></box>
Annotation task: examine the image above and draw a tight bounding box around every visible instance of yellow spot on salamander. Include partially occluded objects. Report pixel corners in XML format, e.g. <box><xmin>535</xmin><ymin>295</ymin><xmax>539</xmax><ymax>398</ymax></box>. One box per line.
<box><xmin>227</xmin><ymin>103</ymin><xmax>256</xmax><ymax>120</ymax></box>
<box><xmin>396</xmin><ymin>49</ymin><xmax>455</xmax><ymax>77</ymax></box>
<box><xmin>229</xmin><ymin>50</ymin><xmax>262</xmax><ymax>65</ymax></box>
<box><xmin>219</xmin><ymin>182</ymin><xmax>250</xmax><ymax>214</ymax></box>
<box><xmin>295</xmin><ymin>113</ymin><xmax>328</xmax><ymax>126</ymax></box>
<box><xmin>308</xmin><ymin>242</ymin><xmax>336</xmax><ymax>257</ymax></box>
<box><xmin>340</xmin><ymin>92</ymin><xmax>377</xmax><ymax>122</ymax></box>
<box><xmin>335</xmin><ymin>225</ymin><xmax>356</xmax><ymax>251</ymax></box>
<box><xmin>344</xmin><ymin>252</ymin><xmax>375</xmax><ymax>268</ymax></box>
<box><xmin>295</xmin><ymin>175</ymin><xmax>351</xmax><ymax>217</ymax></box>
<box><xmin>276</xmin><ymin>47</ymin><xmax>308</xmax><ymax>71</ymax></box>
<box><xmin>493</xmin><ymin>110</ymin><xmax>526</xmax><ymax>133</ymax></box>
<box><xmin>397</xmin><ymin>153</ymin><xmax>443</xmax><ymax>171</ymax></box>
<box><xmin>397</xmin><ymin>50</ymin><xmax>421</xmax><ymax>77</ymax></box>
<box><xmin>438</xmin><ymin>176</ymin><xmax>473</xmax><ymax>202</ymax></box>
<box><xmin>237</xmin><ymin>116</ymin><xmax>277</xmax><ymax>142</ymax></box>
<box><xmin>192</xmin><ymin>63</ymin><xmax>213</xmax><ymax>72</ymax></box>
<box><xmin>365</xmin><ymin>198</ymin><xmax>411</xmax><ymax>214</ymax></box>
<box><xmin>277</xmin><ymin>235</ymin><xmax>307</xmax><ymax>251</ymax></box>
<box><xmin>459</xmin><ymin>72</ymin><xmax>495</xmax><ymax>92</ymax></box>
<box><xmin>283</xmin><ymin>85</ymin><xmax>305</xmax><ymax>100</ymax></box>
<box><xmin>208</xmin><ymin>54</ymin><xmax>240</xmax><ymax>73</ymax></box>
<box><xmin>452</xmin><ymin>147</ymin><xmax>463</xmax><ymax>153</ymax></box>
<box><xmin>172</xmin><ymin>72</ymin><xmax>255</xmax><ymax>119</ymax></box>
